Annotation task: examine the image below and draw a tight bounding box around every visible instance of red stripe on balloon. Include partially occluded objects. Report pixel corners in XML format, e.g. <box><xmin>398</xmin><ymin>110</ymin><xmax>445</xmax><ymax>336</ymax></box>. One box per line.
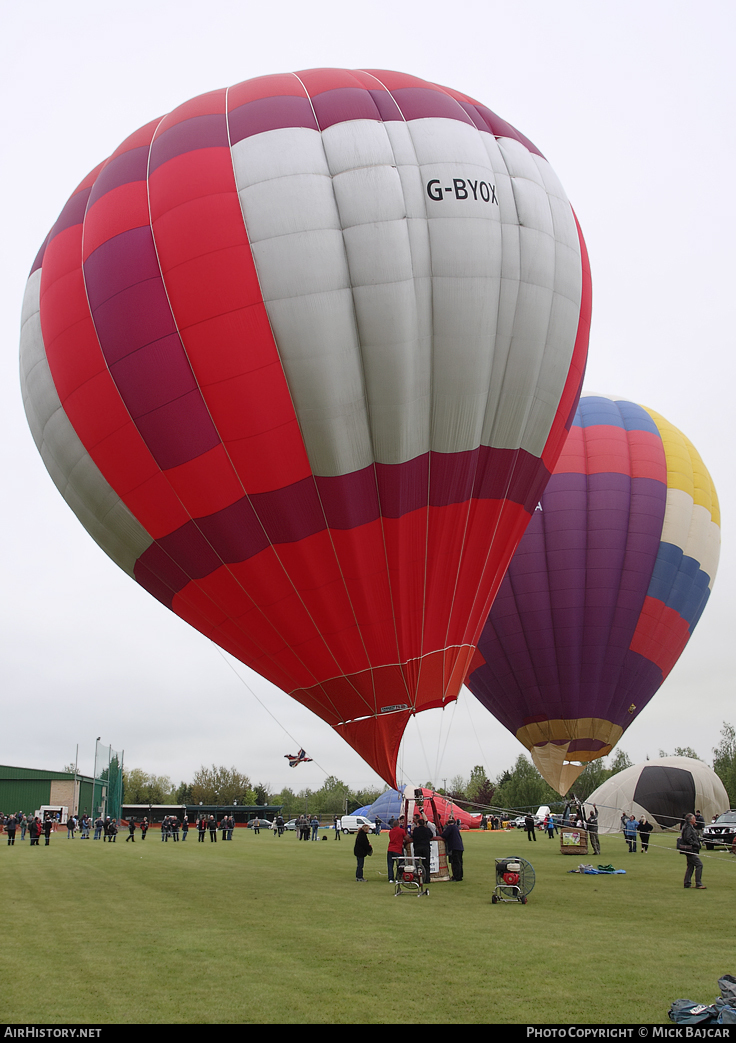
<box><xmin>629</xmin><ymin>596</ymin><xmax>691</xmax><ymax>678</ymax></box>
<box><xmin>148</xmin><ymin>127</ymin><xmax>311</xmax><ymax>496</ymax></box>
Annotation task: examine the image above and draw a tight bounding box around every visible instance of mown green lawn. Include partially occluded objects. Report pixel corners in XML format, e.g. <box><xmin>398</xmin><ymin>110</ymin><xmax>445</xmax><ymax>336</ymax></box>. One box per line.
<box><xmin>1</xmin><ymin>828</ymin><xmax>733</xmax><ymax>1024</ymax></box>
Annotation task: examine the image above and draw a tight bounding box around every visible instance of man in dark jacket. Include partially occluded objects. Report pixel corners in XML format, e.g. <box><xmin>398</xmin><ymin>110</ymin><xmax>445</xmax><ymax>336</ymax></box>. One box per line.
<box><xmin>637</xmin><ymin>816</ymin><xmax>653</xmax><ymax>852</ymax></box>
<box><xmin>410</xmin><ymin>816</ymin><xmax>433</xmax><ymax>886</ymax></box>
<box><xmin>681</xmin><ymin>813</ymin><xmax>705</xmax><ymax>889</ymax></box>
<box><xmin>524</xmin><ymin>813</ymin><xmax>537</xmax><ymax>842</ymax></box>
<box><xmin>442</xmin><ymin>818</ymin><xmax>464</xmax><ymax>881</ymax></box>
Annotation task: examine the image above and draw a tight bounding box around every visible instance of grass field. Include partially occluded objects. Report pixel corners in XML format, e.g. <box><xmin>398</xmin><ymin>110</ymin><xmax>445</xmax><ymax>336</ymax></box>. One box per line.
<box><xmin>1</xmin><ymin>827</ymin><xmax>734</xmax><ymax>1024</ymax></box>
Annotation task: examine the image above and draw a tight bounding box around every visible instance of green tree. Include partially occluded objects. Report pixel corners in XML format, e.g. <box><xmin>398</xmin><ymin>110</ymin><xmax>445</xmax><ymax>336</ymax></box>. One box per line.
<box><xmin>658</xmin><ymin>747</ymin><xmax>702</xmax><ymax>760</ymax></box>
<box><xmin>713</xmin><ymin>722</ymin><xmax>736</xmax><ymax>806</ymax></box>
<box><xmin>175</xmin><ymin>781</ymin><xmax>193</xmax><ymax>805</ymax></box>
<box><xmin>607</xmin><ymin>749</ymin><xmax>633</xmax><ymax>775</ymax></box>
<box><xmin>312</xmin><ymin>776</ymin><xmax>350</xmax><ymax>816</ymax></box>
<box><xmin>274</xmin><ymin>787</ymin><xmax>297</xmax><ymax>819</ymax></box>
<box><xmin>466</xmin><ymin>765</ymin><xmax>494</xmax><ymax>807</ymax></box>
<box><xmin>493</xmin><ymin>755</ymin><xmax>558</xmax><ymax>812</ymax></box>
<box><xmin>448</xmin><ymin>774</ymin><xmax>467</xmax><ymax>801</ymax></box>
<box><xmin>123</xmin><ymin>768</ymin><xmax>174</xmax><ymax>804</ymax></box>
<box><xmin>572</xmin><ymin>760</ymin><xmax>609</xmax><ymax>801</ymax></box>
<box><xmin>351</xmin><ymin>787</ymin><xmax>381</xmax><ymax>811</ymax></box>
<box><xmin>190</xmin><ymin>765</ymin><xmax>254</xmax><ymax>805</ymax></box>
<box><xmin>253</xmin><ymin>782</ymin><xmax>271</xmax><ymax>805</ymax></box>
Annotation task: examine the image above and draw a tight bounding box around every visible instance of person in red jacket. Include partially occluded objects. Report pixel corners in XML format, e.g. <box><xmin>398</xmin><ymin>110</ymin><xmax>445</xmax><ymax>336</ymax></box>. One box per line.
<box><xmin>387</xmin><ymin>816</ymin><xmax>407</xmax><ymax>883</ymax></box>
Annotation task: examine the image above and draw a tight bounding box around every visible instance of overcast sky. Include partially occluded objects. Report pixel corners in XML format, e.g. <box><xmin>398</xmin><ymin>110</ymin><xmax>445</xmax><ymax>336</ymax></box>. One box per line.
<box><xmin>2</xmin><ymin>2</ymin><xmax>734</xmax><ymax>797</ymax></box>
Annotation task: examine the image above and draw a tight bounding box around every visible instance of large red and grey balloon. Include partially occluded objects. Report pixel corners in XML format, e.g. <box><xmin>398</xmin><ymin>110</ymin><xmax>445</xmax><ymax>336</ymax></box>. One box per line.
<box><xmin>20</xmin><ymin>68</ymin><xmax>590</xmax><ymax>786</ymax></box>
<box><xmin>466</xmin><ymin>395</ymin><xmax>720</xmax><ymax>794</ymax></box>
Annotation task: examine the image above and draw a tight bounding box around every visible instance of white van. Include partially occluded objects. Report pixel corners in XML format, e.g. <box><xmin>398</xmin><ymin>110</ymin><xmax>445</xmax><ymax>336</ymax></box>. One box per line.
<box><xmin>338</xmin><ymin>815</ymin><xmax>375</xmax><ymax>834</ymax></box>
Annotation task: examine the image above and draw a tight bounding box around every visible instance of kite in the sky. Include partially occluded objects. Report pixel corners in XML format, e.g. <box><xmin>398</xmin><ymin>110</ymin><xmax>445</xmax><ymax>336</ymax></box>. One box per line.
<box><xmin>285</xmin><ymin>749</ymin><xmax>313</xmax><ymax>768</ymax></box>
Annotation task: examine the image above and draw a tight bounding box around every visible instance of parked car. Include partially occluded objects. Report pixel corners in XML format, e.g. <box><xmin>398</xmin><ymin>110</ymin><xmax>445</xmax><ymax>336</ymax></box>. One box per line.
<box><xmin>702</xmin><ymin>810</ymin><xmax>736</xmax><ymax>850</ymax></box>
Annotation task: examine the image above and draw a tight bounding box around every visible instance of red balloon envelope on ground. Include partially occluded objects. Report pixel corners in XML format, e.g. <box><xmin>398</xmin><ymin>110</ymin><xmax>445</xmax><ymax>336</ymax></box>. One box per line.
<box><xmin>20</xmin><ymin>68</ymin><xmax>590</xmax><ymax>786</ymax></box>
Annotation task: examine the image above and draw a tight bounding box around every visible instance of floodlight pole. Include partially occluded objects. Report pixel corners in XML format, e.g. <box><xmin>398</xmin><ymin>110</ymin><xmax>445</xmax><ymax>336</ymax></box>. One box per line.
<box><xmin>92</xmin><ymin>739</ymin><xmax>100</xmax><ymax>819</ymax></box>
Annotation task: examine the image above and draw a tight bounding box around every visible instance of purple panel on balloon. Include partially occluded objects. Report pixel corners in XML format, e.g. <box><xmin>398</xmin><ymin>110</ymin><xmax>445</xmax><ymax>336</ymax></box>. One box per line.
<box><xmin>87</xmin><ymin>147</ymin><xmax>149</xmax><ymax>207</ymax></box>
<box><xmin>49</xmin><ymin>188</ymin><xmax>91</xmax><ymax>240</ymax></box>
<box><xmin>228</xmin><ymin>96</ymin><xmax>319</xmax><ymax>144</ymax></box>
<box><xmin>311</xmin><ymin>87</ymin><xmax>384</xmax><ymax>129</ymax></box>
<box><xmin>84</xmin><ymin>226</ymin><xmax>219</xmax><ymax>468</ymax></box>
<box><xmin>390</xmin><ymin>87</ymin><xmax>476</xmax><ymax>126</ymax></box>
<box><xmin>467</xmin><ymin>463</ymin><xmax>668</xmax><ymax>736</ymax></box>
<box><xmin>149</xmin><ymin>114</ymin><xmax>229</xmax><ymax>173</ymax></box>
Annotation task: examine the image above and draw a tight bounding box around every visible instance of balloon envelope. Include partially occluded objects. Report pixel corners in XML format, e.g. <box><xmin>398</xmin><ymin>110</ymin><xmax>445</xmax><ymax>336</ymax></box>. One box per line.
<box><xmin>466</xmin><ymin>396</ymin><xmax>720</xmax><ymax>793</ymax></box>
<box><xmin>583</xmin><ymin>757</ymin><xmax>729</xmax><ymax>834</ymax></box>
<box><xmin>20</xmin><ymin>68</ymin><xmax>589</xmax><ymax>787</ymax></box>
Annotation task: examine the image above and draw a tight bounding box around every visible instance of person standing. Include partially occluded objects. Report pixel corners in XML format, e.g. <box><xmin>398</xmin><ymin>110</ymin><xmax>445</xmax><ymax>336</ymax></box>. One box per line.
<box><xmin>141</xmin><ymin>817</ymin><xmax>149</xmax><ymax>840</ymax></box>
<box><xmin>524</xmin><ymin>813</ymin><xmax>537</xmax><ymax>842</ymax></box>
<box><xmin>29</xmin><ymin>817</ymin><xmax>41</xmax><ymax>846</ymax></box>
<box><xmin>20</xmin><ymin>814</ymin><xmax>28</xmax><ymax>841</ymax></box>
<box><xmin>387</xmin><ymin>815</ymin><xmax>407</xmax><ymax>883</ymax></box>
<box><xmin>410</xmin><ymin>815</ymin><xmax>433</xmax><ymax>887</ymax></box>
<box><xmin>624</xmin><ymin>815</ymin><xmax>639</xmax><ymax>852</ymax></box>
<box><xmin>638</xmin><ymin>816</ymin><xmax>653</xmax><ymax>853</ymax></box>
<box><xmin>587</xmin><ymin>807</ymin><xmax>600</xmax><ymax>856</ymax></box>
<box><xmin>681</xmin><ymin>813</ymin><xmax>706</xmax><ymax>889</ymax></box>
<box><xmin>441</xmin><ymin>817</ymin><xmax>464</xmax><ymax>881</ymax></box>
<box><xmin>208</xmin><ymin>815</ymin><xmax>217</xmax><ymax>842</ymax></box>
<box><xmin>43</xmin><ymin>814</ymin><xmax>53</xmax><ymax>846</ymax></box>
<box><xmin>181</xmin><ymin>817</ymin><xmax>189</xmax><ymax>841</ymax></box>
<box><xmin>126</xmin><ymin>819</ymin><xmax>136</xmax><ymax>842</ymax></box>
<box><xmin>353</xmin><ymin>823</ymin><xmax>373</xmax><ymax>882</ymax></box>
<box><xmin>6</xmin><ymin>814</ymin><xmax>17</xmax><ymax>846</ymax></box>
<box><xmin>333</xmin><ymin>815</ymin><xmax>341</xmax><ymax>840</ymax></box>
<box><xmin>310</xmin><ymin>815</ymin><xmax>319</xmax><ymax>841</ymax></box>
<box><xmin>171</xmin><ymin>818</ymin><xmax>180</xmax><ymax>842</ymax></box>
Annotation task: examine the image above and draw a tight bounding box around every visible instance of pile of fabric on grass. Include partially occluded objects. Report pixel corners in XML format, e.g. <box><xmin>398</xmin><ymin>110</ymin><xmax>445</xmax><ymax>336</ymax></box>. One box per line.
<box><xmin>567</xmin><ymin>864</ymin><xmax>626</xmax><ymax>874</ymax></box>
<box><xmin>669</xmin><ymin>974</ymin><xmax>736</xmax><ymax>1025</ymax></box>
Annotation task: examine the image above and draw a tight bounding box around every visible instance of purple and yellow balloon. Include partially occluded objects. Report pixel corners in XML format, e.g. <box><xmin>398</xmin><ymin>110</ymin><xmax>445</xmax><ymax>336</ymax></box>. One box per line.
<box><xmin>466</xmin><ymin>395</ymin><xmax>720</xmax><ymax>794</ymax></box>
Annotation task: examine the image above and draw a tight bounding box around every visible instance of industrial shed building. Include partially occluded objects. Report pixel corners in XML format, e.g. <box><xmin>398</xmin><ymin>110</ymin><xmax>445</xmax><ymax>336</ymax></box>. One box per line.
<box><xmin>0</xmin><ymin>764</ymin><xmax>96</xmax><ymax>820</ymax></box>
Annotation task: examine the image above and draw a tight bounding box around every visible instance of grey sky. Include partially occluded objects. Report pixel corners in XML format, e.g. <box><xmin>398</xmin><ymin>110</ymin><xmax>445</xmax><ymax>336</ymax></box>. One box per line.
<box><xmin>2</xmin><ymin>2</ymin><xmax>733</xmax><ymax>795</ymax></box>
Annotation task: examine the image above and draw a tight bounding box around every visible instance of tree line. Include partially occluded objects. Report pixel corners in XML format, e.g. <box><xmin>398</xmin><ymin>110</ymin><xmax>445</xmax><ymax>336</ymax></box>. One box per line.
<box><xmin>117</xmin><ymin>721</ymin><xmax>736</xmax><ymax>818</ymax></box>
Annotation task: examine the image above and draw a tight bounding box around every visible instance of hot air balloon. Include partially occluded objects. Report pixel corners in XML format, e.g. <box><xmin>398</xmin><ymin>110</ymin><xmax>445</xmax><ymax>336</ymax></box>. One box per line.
<box><xmin>20</xmin><ymin>68</ymin><xmax>590</xmax><ymax>787</ymax></box>
<box><xmin>466</xmin><ymin>395</ymin><xmax>720</xmax><ymax>794</ymax></box>
<box><xmin>583</xmin><ymin>757</ymin><xmax>728</xmax><ymax>834</ymax></box>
